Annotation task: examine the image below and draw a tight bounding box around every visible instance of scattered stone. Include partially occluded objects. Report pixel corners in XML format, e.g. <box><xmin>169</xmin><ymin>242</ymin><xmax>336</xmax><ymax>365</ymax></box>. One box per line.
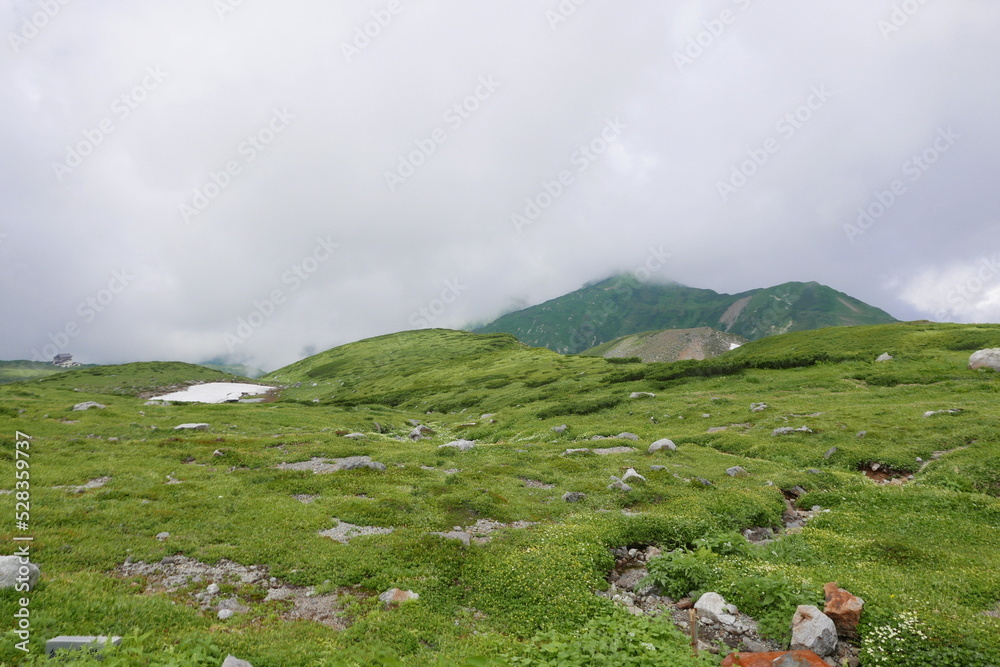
<box><xmin>174</xmin><ymin>423</ymin><xmax>210</xmax><ymax>431</ymax></box>
<box><xmin>563</xmin><ymin>448</ymin><xmax>592</xmax><ymax>455</ymax></box>
<box><xmin>379</xmin><ymin>588</ymin><xmax>419</xmax><ymax>606</ymax></box>
<box><xmin>616</xmin><ymin>432</ymin><xmax>639</xmax><ymax>441</ymax></box>
<box><xmin>622</xmin><ymin>468</ymin><xmax>646</xmax><ymax>483</ymax></box>
<box><xmin>648</xmin><ymin>438</ymin><xmax>677</xmax><ymax>453</ymax></box>
<box><xmin>969</xmin><ymin>348</ymin><xmax>1000</xmax><ymax>371</ymax></box>
<box><xmin>73</xmin><ymin>402</ymin><xmax>106</xmax><ymax>411</ymax></box>
<box><xmin>409</xmin><ymin>425</ymin><xmax>435</xmax><ymax>441</ymax></box>
<box><xmin>206</xmin><ymin>583</ymin><xmax>220</xmax><ymax>595</ymax></box>
<box><xmin>319</xmin><ymin>520</ymin><xmax>393</xmax><ymax>543</ymax></box>
<box><xmin>923</xmin><ymin>409</ymin><xmax>962</xmax><ymax>418</ymax></box>
<box><xmin>562</xmin><ymin>492</ymin><xmax>586</xmax><ymax>503</ymax></box>
<box><xmin>750</xmin><ymin>402</ymin><xmax>768</xmax><ymax>412</ymax></box>
<box><xmin>823</xmin><ymin>447</ymin><xmax>838</xmax><ymax>460</ymax></box>
<box><xmin>217</xmin><ymin>598</ymin><xmax>250</xmax><ymax>615</ymax></box>
<box><xmin>791</xmin><ymin>605</ymin><xmax>837</xmax><ymax>657</ymax></box>
<box><xmin>593</xmin><ymin>447</ymin><xmax>637</xmax><ymax>456</ymax></box>
<box><xmin>726</xmin><ymin>466</ymin><xmax>748</xmax><ymax>477</ymax></box>
<box><xmin>343</xmin><ymin>433</ymin><xmax>367</xmax><ymax>440</ymax></box>
<box><xmin>876</xmin><ymin>353</ymin><xmax>893</xmax><ymax>362</ymax></box>
<box><xmin>787</xmin><ymin>486</ymin><xmax>807</xmax><ymax>498</ymax></box>
<box><xmin>0</xmin><ymin>556</ymin><xmax>40</xmax><ymax>591</ymax></box>
<box><xmin>607</xmin><ymin>476</ymin><xmax>632</xmax><ymax>492</ymax></box>
<box><xmin>552</xmin><ymin>425</ymin><xmax>568</xmax><ymax>434</ymax></box>
<box><xmin>630</xmin><ymin>392</ymin><xmax>656</xmax><ymax>399</ymax></box>
<box><xmin>222</xmin><ymin>656</ymin><xmax>254</xmax><ymax>667</ymax></box>
<box><xmin>695</xmin><ymin>592</ymin><xmax>737</xmax><ymax>627</ymax></box>
<box><xmin>218</xmin><ymin>609</ymin><xmax>235</xmax><ymax>620</ymax></box>
<box><xmin>156</xmin><ymin>532</ymin><xmax>170</xmax><ymax>541</ymax></box>
<box><xmin>696</xmin><ymin>478</ymin><xmax>714</xmax><ymax>487</ymax></box>
<box><xmin>649</xmin><ymin>465</ymin><xmax>667</xmax><ymax>471</ymax></box>
<box><xmin>439</xmin><ymin>440</ymin><xmax>476</xmax><ymax>452</ymax></box>
<box><xmin>773</xmin><ymin>426</ymin><xmax>813</xmax><ymax>436</ymax></box>
<box><xmin>702</xmin><ymin>414</ymin><xmax>711</xmax><ymax>418</ymax></box>
<box><xmin>676</xmin><ymin>597</ymin><xmax>693</xmax><ymax>610</ymax></box>
<box><xmin>707</xmin><ymin>427</ymin><xmax>728</xmax><ymax>433</ymax></box>
<box><xmin>807</xmin><ymin>469</ymin><xmax>822</xmax><ymax>475</ymax></box>
<box><xmin>591</xmin><ymin>435</ymin><xmax>607</xmax><ymax>441</ymax></box>
<box><xmin>823</xmin><ymin>582</ymin><xmax>864</xmax><ymax>639</ymax></box>
<box><xmin>521</xmin><ymin>478</ymin><xmax>556</xmax><ymax>489</ymax></box>
<box><xmin>293</xmin><ymin>494</ymin><xmax>319</xmax><ymax>504</ymax></box>
<box><xmin>743</xmin><ymin>526</ymin><xmax>775</xmax><ymax>544</ymax></box>
<box><xmin>55</xmin><ymin>477</ymin><xmax>112</xmax><ymax>493</ymax></box>
<box><xmin>276</xmin><ymin>456</ymin><xmax>386</xmax><ymax>474</ymax></box>
<box><xmin>616</xmin><ymin>568</ymin><xmax>648</xmax><ymax>592</ymax></box>
<box><xmin>856</xmin><ymin>431</ymin><xmax>867</xmax><ymax>438</ymax></box>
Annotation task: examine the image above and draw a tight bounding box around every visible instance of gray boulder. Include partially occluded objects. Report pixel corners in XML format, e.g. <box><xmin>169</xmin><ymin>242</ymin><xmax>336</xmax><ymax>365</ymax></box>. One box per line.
<box><xmin>725</xmin><ymin>466</ymin><xmax>748</xmax><ymax>477</ymax></box>
<box><xmin>174</xmin><ymin>423</ymin><xmax>210</xmax><ymax>431</ymax></box>
<box><xmin>552</xmin><ymin>425</ymin><xmax>569</xmax><ymax>434</ymax></box>
<box><xmin>773</xmin><ymin>426</ymin><xmax>813</xmax><ymax>436</ymax></box>
<box><xmin>409</xmin><ymin>425</ymin><xmax>435</xmax><ymax>441</ymax></box>
<box><xmin>562</xmin><ymin>492</ymin><xmax>586</xmax><ymax>503</ymax></box>
<box><xmin>222</xmin><ymin>657</ymin><xmax>255</xmax><ymax>667</ymax></box>
<box><xmin>593</xmin><ymin>447</ymin><xmax>636</xmax><ymax>456</ymax></box>
<box><xmin>876</xmin><ymin>353</ymin><xmax>893</xmax><ymax>362</ymax></box>
<box><xmin>379</xmin><ymin>588</ymin><xmax>419</xmax><ymax>606</ymax></box>
<box><xmin>969</xmin><ymin>348</ymin><xmax>1000</xmax><ymax>371</ymax></box>
<box><xmin>629</xmin><ymin>392</ymin><xmax>656</xmax><ymax>399</ymax></box>
<box><xmin>750</xmin><ymin>402</ymin><xmax>768</xmax><ymax>412</ymax></box>
<box><xmin>616</xmin><ymin>432</ymin><xmax>640</xmax><ymax>441</ymax></box>
<box><xmin>648</xmin><ymin>438</ymin><xmax>677</xmax><ymax>453</ymax></box>
<box><xmin>73</xmin><ymin>402</ymin><xmax>106</xmax><ymax>411</ymax></box>
<box><xmin>337</xmin><ymin>456</ymin><xmax>387</xmax><ymax>472</ymax></box>
<box><xmin>695</xmin><ymin>592</ymin><xmax>737</xmax><ymax>627</ymax></box>
<box><xmin>607</xmin><ymin>476</ymin><xmax>632</xmax><ymax>492</ymax></box>
<box><xmin>622</xmin><ymin>468</ymin><xmax>646</xmax><ymax>483</ymax></box>
<box><xmin>0</xmin><ymin>556</ymin><xmax>40</xmax><ymax>591</ymax></box>
<box><xmin>791</xmin><ymin>605</ymin><xmax>838</xmax><ymax>657</ymax></box>
<box><xmin>439</xmin><ymin>440</ymin><xmax>476</xmax><ymax>452</ymax></box>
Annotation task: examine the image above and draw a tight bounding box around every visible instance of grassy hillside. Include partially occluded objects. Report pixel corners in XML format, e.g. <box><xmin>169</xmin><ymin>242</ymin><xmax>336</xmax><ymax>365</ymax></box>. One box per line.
<box><xmin>0</xmin><ymin>361</ymin><xmax>99</xmax><ymax>385</ymax></box>
<box><xmin>1</xmin><ymin>323</ymin><xmax>999</xmax><ymax>665</ymax></box>
<box><xmin>473</xmin><ymin>275</ymin><xmax>897</xmax><ymax>353</ymax></box>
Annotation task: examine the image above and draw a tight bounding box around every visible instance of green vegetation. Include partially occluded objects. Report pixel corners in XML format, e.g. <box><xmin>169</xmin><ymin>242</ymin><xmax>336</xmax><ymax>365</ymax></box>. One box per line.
<box><xmin>474</xmin><ymin>275</ymin><xmax>897</xmax><ymax>353</ymax></box>
<box><xmin>0</xmin><ymin>362</ymin><xmax>98</xmax><ymax>386</ymax></box>
<box><xmin>1</xmin><ymin>322</ymin><xmax>999</xmax><ymax>665</ymax></box>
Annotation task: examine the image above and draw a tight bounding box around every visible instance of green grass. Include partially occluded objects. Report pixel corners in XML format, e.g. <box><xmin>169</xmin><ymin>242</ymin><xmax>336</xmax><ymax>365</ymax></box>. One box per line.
<box><xmin>1</xmin><ymin>322</ymin><xmax>999</xmax><ymax>665</ymax></box>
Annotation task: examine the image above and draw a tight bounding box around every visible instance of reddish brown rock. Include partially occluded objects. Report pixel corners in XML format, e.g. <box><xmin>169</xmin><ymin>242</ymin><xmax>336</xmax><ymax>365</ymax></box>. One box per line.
<box><xmin>824</xmin><ymin>581</ymin><xmax>865</xmax><ymax>638</ymax></box>
<box><xmin>676</xmin><ymin>597</ymin><xmax>693</xmax><ymax>610</ymax></box>
<box><xmin>722</xmin><ymin>651</ymin><xmax>828</xmax><ymax>667</ymax></box>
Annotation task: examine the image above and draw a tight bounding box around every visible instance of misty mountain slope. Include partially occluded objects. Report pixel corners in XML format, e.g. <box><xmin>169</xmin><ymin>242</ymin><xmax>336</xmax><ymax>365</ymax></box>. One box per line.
<box><xmin>473</xmin><ymin>275</ymin><xmax>898</xmax><ymax>353</ymax></box>
<box><xmin>582</xmin><ymin>327</ymin><xmax>749</xmax><ymax>363</ymax></box>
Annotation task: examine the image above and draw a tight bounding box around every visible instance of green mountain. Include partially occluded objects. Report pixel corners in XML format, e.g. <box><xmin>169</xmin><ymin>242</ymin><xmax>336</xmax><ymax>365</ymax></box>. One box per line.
<box><xmin>473</xmin><ymin>275</ymin><xmax>898</xmax><ymax>353</ymax></box>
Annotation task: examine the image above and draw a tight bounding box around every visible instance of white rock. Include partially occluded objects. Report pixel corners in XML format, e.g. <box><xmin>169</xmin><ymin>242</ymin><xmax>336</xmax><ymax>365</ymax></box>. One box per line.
<box><xmin>439</xmin><ymin>440</ymin><xmax>476</xmax><ymax>452</ymax></box>
<box><xmin>969</xmin><ymin>348</ymin><xmax>1000</xmax><ymax>371</ymax></box>
<box><xmin>217</xmin><ymin>609</ymin><xmax>235</xmax><ymax>620</ymax></box>
<box><xmin>174</xmin><ymin>423</ymin><xmax>210</xmax><ymax>431</ymax></box>
<box><xmin>622</xmin><ymin>468</ymin><xmax>646</xmax><ymax>483</ymax></box>
<box><xmin>791</xmin><ymin>605</ymin><xmax>838</xmax><ymax>657</ymax></box>
<box><xmin>694</xmin><ymin>592</ymin><xmax>737</xmax><ymax>627</ymax></box>
<box><xmin>222</xmin><ymin>656</ymin><xmax>254</xmax><ymax>667</ymax></box>
<box><xmin>648</xmin><ymin>438</ymin><xmax>677</xmax><ymax>454</ymax></box>
<box><xmin>0</xmin><ymin>556</ymin><xmax>40</xmax><ymax>591</ymax></box>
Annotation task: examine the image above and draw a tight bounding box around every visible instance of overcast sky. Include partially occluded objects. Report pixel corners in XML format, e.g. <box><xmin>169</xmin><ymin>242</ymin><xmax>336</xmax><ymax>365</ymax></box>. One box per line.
<box><xmin>2</xmin><ymin>0</ymin><xmax>999</xmax><ymax>371</ymax></box>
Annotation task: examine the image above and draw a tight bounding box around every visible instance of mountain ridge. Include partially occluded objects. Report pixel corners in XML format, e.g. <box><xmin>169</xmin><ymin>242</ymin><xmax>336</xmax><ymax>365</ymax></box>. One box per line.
<box><xmin>473</xmin><ymin>275</ymin><xmax>898</xmax><ymax>354</ymax></box>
